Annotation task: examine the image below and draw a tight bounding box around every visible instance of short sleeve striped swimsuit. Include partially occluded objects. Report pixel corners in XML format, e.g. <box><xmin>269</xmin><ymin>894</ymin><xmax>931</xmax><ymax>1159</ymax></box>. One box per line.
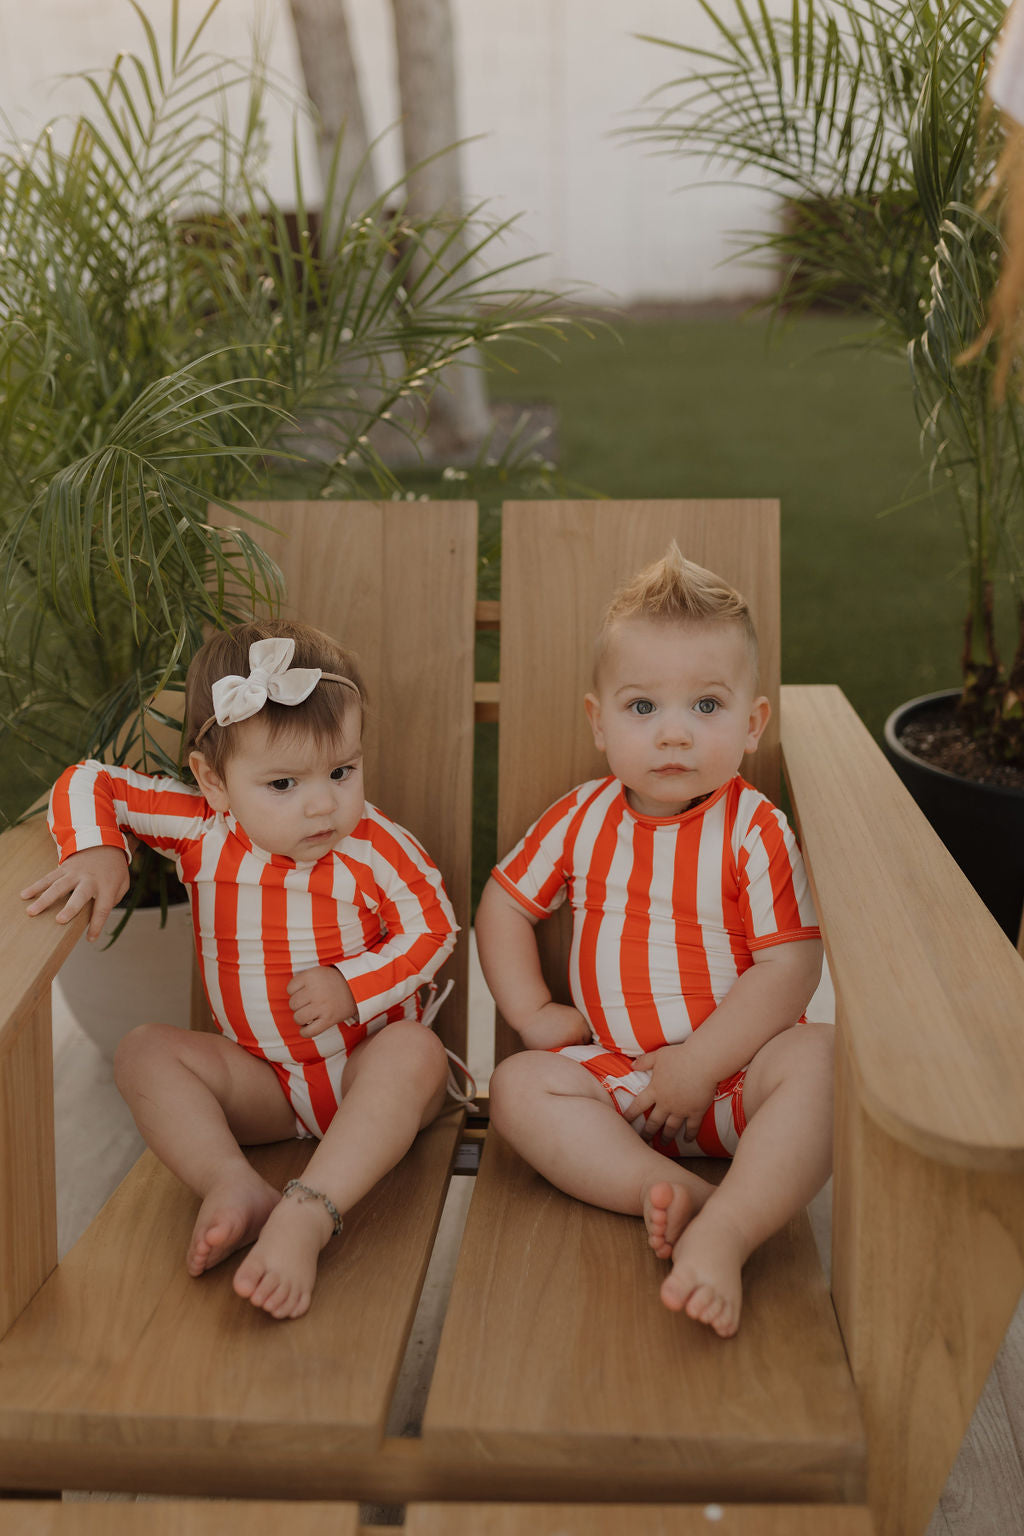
<box><xmin>50</xmin><ymin>762</ymin><xmax>458</xmax><ymax>1137</ymax></box>
<box><xmin>493</xmin><ymin>774</ymin><xmax>819</xmax><ymax>1156</ymax></box>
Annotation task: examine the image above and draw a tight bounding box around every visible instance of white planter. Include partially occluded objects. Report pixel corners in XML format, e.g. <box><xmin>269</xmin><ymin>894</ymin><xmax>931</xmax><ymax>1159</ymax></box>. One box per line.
<box><xmin>53</xmin><ymin>901</ymin><xmax>195</xmax><ymax>1060</ymax></box>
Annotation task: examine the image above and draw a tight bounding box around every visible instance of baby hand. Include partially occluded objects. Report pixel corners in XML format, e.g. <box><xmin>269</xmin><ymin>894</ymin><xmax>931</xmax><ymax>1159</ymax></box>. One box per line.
<box><xmin>287</xmin><ymin>966</ymin><xmax>358</xmax><ymax>1037</ymax></box>
<box><xmin>20</xmin><ymin>847</ymin><xmax>130</xmax><ymax>942</ymax></box>
<box><xmin>629</xmin><ymin>1044</ymin><xmax>720</xmax><ymax>1144</ymax></box>
<box><xmin>517</xmin><ymin>1001</ymin><xmax>591</xmax><ymax>1051</ymax></box>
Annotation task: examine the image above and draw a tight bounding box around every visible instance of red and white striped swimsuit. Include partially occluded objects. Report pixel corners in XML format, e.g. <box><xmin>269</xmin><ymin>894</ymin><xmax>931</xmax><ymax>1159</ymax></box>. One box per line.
<box><xmin>493</xmin><ymin>774</ymin><xmax>820</xmax><ymax>1156</ymax></box>
<box><xmin>50</xmin><ymin>762</ymin><xmax>458</xmax><ymax>1137</ymax></box>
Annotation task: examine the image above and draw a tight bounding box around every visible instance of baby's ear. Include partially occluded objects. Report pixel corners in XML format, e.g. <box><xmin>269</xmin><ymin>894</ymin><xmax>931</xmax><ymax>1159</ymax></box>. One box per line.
<box><xmin>189</xmin><ymin>751</ymin><xmax>229</xmax><ymax>811</ymax></box>
<box><xmin>584</xmin><ymin>692</ymin><xmax>605</xmax><ymax>750</ymax></box>
<box><xmin>744</xmin><ymin>696</ymin><xmax>771</xmax><ymax>755</ymax></box>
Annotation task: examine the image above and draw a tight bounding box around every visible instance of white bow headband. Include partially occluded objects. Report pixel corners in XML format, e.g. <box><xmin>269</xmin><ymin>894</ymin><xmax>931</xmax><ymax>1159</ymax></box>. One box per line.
<box><xmin>194</xmin><ymin>637</ymin><xmax>361</xmax><ymax>744</ymax></box>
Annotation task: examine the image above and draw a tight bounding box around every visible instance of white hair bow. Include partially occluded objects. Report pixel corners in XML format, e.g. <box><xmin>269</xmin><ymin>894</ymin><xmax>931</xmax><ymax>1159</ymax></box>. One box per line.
<box><xmin>211</xmin><ymin>637</ymin><xmax>323</xmax><ymax>727</ymax></box>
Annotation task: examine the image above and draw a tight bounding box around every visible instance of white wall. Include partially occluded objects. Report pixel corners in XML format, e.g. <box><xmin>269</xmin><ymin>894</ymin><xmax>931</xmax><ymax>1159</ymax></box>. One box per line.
<box><xmin>0</xmin><ymin>0</ymin><xmax>782</xmax><ymax>304</ymax></box>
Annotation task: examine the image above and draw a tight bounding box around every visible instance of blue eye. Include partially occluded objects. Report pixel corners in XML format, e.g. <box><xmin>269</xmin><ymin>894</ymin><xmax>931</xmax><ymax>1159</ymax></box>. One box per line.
<box><xmin>695</xmin><ymin>698</ymin><xmax>719</xmax><ymax>715</ymax></box>
<box><xmin>630</xmin><ymin>699</ymin><xmax>655</xmax><ymax>716</ymax></box>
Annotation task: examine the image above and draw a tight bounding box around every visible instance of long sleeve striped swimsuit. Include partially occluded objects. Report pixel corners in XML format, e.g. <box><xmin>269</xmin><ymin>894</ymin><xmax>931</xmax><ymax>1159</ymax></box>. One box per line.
<box><xmin>50</xmin><ymin>762</ymin><xmax>458</xmax><ymax>1137</ymax></box>
<box><xmin>493</xmin><ymin>773</ymin><xmax>820</xmax><ymax>1155</ymax></box>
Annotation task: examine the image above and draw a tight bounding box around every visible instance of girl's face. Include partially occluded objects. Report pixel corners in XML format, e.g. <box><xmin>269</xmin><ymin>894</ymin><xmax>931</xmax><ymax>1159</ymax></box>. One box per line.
<box><xmin>189</xmin><ymin>712</ymin><xmax>364</xmax><ymax>862</ymax></box>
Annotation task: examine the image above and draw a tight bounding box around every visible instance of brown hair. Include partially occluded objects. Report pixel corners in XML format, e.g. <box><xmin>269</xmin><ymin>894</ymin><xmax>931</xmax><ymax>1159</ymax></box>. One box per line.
<box><xmin>595</xmin><ymin>542</ymin><xmax>759</xmax><ymax>682</ymax></box>
<box><xmin>185</xmin><ymin>619</ymin><xmax>366</xmax><ymax>776</ymax></box>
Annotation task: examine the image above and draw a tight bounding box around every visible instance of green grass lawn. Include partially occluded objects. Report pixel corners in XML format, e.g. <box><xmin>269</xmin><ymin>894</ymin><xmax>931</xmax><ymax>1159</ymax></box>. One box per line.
<box><xmin>3</xmin><ymin>308</ymin><xmax>976</xmax><ymax>908</ymax></box>
<box><xmin>488</xmin><ymin>308</ymin><xmax>967</xmax><ymax>737</ymax></box>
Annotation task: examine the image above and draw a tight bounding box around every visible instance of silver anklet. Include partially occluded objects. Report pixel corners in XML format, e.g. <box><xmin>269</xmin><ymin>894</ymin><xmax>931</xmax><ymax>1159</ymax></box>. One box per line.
<box><xmin>282</xmin><ymin>1178</ymin><xmax>343</xmax><ymax>1237</ymax></box>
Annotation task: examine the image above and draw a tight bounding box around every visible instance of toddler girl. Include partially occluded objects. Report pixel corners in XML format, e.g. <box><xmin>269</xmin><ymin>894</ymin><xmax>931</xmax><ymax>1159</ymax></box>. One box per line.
<box><xmin>22</xmin><ymin>619</ymin><xmax>460</xmax><ymax>1319</ymax></box>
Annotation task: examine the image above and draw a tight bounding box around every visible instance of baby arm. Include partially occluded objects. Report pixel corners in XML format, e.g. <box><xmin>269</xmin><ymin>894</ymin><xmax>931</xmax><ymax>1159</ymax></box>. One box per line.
<box><xmin>21</xmin><ymin>846</ymin><xmax>131</xmax><ymax>942</ymax></box>
<box><xmin>475</xmin><ymin>877</ymin><xmax>591</xmax><ymax>1050</ymax></box>
<box><xmin>630</xmin><ymin>939</ymin><xmax>824</xmax><ymax>1141</ymax></box>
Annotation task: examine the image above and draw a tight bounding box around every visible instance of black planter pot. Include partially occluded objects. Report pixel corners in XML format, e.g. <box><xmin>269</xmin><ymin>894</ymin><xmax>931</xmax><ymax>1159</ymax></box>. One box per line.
<box><xmin>883</xmin><ymin>689</ymin><xmax>1024</xmax><ymax>942</ymax></box>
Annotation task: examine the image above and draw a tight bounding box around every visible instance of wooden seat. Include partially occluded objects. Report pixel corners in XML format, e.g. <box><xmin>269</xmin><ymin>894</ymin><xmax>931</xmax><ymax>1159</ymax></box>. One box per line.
<box><xmin>0</xmin><ymin>1504</ymin><xmax>359</xmax><ymax>1536</ymax></box>
<box><xmin>404</xmin><ymin>1505</ymin><xmax>876</xmax><ymax>1536</ymax></box>
<box><xmin>0</xmin><ymin>501</ymin><xmax>476</xmax><ymax>1499</ymax></box>
<box><xmin>424</xmin><ymin>1133</ymin><xmax>863</xmax><ymax>1503</ymax></box>
<box><xmin>423</xmin><ymin>500</ymin><xmax>865</xmax><ymax>1503</ymax></box>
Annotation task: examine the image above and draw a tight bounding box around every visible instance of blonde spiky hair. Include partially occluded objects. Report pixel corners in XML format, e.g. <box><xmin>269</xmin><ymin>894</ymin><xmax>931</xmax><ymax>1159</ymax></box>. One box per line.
<box><xmin>595</xmin><ymin>542</ymin><xmax>759</xmax><ymax>683</ymax></box>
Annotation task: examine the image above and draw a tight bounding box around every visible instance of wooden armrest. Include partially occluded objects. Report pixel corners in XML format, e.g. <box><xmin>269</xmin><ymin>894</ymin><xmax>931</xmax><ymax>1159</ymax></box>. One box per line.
<box><xmin>0</xmin><ymin>813</ymin><xmax>87</xmax><ymax>1057</ymax></box>
<box><xmin>0</xmin><ymin>811</ymin><xmax>78</xmax><ymax>1334</ymax></box>
<box><xmin>781</xmin><ymin>684</ymin><xmax>1024</xmax><ymax>1171</ymax></box>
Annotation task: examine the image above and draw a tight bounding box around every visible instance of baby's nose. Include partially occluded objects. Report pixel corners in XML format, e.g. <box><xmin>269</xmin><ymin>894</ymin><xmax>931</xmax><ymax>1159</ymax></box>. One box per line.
<box><xmin>658</xmin><ymin>712</ymin><xmax>693</xmax><ymax>744</ymax></box>
<box><xmin>306</xmin><ymin>783</ymin><xmax>336</xmax><ymax>813</ymax></box>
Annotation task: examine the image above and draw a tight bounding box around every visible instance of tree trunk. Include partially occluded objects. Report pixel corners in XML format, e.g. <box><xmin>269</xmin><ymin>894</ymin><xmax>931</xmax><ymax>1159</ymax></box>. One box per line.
<box><xmin>287</xmin><ymin>0</ymin><xmax>377</xmax><ymax>246</ymax></box>
<box><xmin>391</xmin><ymin>0</ymin><xmax>491</xmax><ymax>455</ymax></box>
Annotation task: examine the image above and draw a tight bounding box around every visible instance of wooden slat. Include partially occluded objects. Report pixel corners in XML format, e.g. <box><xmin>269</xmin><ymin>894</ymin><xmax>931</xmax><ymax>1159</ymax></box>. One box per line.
<box><xmin>831</xmin><ymin>1032</ymin><xmax>1024</xmax><ymax>1536</ymax></box>
<box><xmin>228</xmin><ymin>500</ymin><xmax>477</xmax><ymax>1059</ymax></box>
<box><xmin>0</xmin><ymin>1115</ymin><xmax>462</xmax><ymax>1497</ymax></box>
<box><xmin>781</xmin><ymin>684</ymin><xmax>1024</xmax><ymax>1170</ymax></box>
<box><xmin>0</xmin><ymin>1503</ymin><xmax>358</xmax><ymax>1535</ymax></box>
<box><xmin>0</xmin><ymin>815</ymin><xmax>83</xmax><ymax>1336</ymax></box>
<box><xmin>0</xmin><ymin>992</ymin><xmax>57</xmax><ymax>1340</ymax></box>
<box><xmin>0</xmin><ymin>814</ymin><xmax>88</xmax><ymax>1059</ymax></box>
<box><xmin>474</xmin><ymin>680</ymin><xmax>500</xmax><ymax>723</ymax></box>
<box><xmin>494</xmin><ymin>500</ymin><xmax>780</xmax><ymax>1060</ymax></box>
<box><xmin>423</xmin><ymin>1133</ymin><xmax>865</xmax><ymax>1503</ymax></box>
<box><xmin>406</xmin><ymin>1505</ymin><xmax>875</xmax><ymax>1536</ymax></box>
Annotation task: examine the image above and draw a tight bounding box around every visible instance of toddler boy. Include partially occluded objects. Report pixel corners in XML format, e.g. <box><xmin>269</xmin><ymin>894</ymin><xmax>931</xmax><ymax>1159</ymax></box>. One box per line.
<box><xmin>475</xmin><ymin>545</ymin><xmax>831</xmax><ymax>1336</ymax></box>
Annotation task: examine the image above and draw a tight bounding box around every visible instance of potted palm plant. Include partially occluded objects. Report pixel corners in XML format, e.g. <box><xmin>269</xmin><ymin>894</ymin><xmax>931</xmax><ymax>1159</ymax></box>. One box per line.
<box><xmin>0</xmin><ymin>0</ymin><xmax>575</xmax><ymax>1048</ymax></box>
<box><xmin>632</xmin><ymin>0</ymin><xmax>1024</xmax><ymax>938</ymax></box>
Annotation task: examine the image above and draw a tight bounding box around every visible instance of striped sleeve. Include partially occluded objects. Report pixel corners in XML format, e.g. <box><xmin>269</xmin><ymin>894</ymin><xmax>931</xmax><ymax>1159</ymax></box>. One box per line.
<box><xmin>734</xmin><ymin>791</ymin><xmax>821</xmax><ymax>950</ymax></box>
<box><xmin>338</xmin><ymin>808</ymin><xmax>459</xmax><ymax>1023</ymax></box>
<box><xmin>48</xmin><ymin>760</ymin><xmax>210</xmax><ymax>862</ymax></box>
<box><xmin>492</xmin><ymin>780</ymin><xmax>606</xmax><ymax>919</ymax></box>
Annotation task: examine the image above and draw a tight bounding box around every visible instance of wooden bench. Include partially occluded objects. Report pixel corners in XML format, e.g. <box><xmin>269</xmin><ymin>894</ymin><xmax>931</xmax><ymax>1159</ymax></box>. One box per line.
<box><xmin>0</xmin><ymin>498</ymin><xmax>1022</xmax><ymax>1535</ymax></box>
<box><xmin>0</xmin><ymin>1500</ymin><xmax>876</xmax><ymax>1535</ymax></box>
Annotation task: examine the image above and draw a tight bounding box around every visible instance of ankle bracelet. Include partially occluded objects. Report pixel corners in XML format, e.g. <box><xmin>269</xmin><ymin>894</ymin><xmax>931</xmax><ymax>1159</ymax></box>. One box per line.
<box><xmin>282</xmin><ymin>1178</ymin><xmax>343</xmax><ymax>1237</ymax></box>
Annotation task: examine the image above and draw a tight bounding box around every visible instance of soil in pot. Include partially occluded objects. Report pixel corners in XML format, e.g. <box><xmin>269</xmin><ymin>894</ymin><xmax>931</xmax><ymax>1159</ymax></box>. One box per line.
<box><xmin>884</xmin><ymin>690</ymin><xmax>1024</xmax><ymax>942</ymax></box>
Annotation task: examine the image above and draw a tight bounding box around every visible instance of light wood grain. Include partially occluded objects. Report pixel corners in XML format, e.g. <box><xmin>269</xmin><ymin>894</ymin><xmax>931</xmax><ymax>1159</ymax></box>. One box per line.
<box><xmin>406</xmin><ymin>1505</ymin><xmax>875</xmax><ymax>1536</ymax></box>
<box><xmin>0</xmin><ymin>1117</ymin><xmax>461</xmax><ymax>1496</ymax></box>
<box><xmin>226</xmin><ymin>500</ymin><xmax>478</xmax><ymax>1059</ymax></box>
<box><xmin>781</xmin><ymin>684</ymin><xmax>1024</xmax><ymax>1171</ymax></box>
<box><xmin>0</xmin><ymin>815</ymin><xmax>88</xmax><ymax>1060</ymax></box>
<box><xmin>423</xmin><ymin>1133</ymin><xmax>864</xmax><ymax>1503</ymax></box>
<box><xmin>831</xmin><ymin>1032</ymin><xmax>1024</xmax><ymax>1536</ymax></box>
<box><xmin>0</xmin><ymin>1502</ymin><xmax>358</xmax><ymax>1535</ymax></box>
<box><xmin>494</xmin><ymin>499</ymin><xmax>780</xmax><ymax>1061</ymax></box>
<box><xmin>0</xmin><ymin>993</ymin><xmax>57</xmax><ymax>1339</ymax></box>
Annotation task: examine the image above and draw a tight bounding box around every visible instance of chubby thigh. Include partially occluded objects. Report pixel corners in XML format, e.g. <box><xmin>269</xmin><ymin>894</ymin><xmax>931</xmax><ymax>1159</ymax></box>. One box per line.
<box><xmin>555</xmin><ymin>1041</ymin><xmax>746</xmax><ymax>1158</ymax></box>
<box><xmin>114</xmin><ymin>1021</ymin><xmax>300</xmax><ymax>1144</ymax></box>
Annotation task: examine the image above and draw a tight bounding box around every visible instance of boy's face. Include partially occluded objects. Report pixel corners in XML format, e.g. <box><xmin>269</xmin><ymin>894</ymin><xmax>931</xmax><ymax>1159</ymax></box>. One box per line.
<box><xmin>585</xmin><ymin>616</ymin><xmax>769</xmax><ymax>818</ymax></box>
<box><xmin>189</xmin><ymin>712</ymin><xmax>365</xmax><ymax>862</ymax></box>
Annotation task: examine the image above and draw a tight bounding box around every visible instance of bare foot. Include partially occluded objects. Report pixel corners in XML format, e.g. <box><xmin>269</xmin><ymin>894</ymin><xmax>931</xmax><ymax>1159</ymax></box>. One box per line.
<box><xmin>187</xmin><ymin>1173</ymin><xmax>281</xmax><ymax>1277</ymax></box>
<box><xmin>642</xmin><ymin>1178</ymin><xmax>703</xmax><ymax>1260</ymax></box>
<box><xmin>232</xmin><ymin>1191</ymin><xmax>336</xmax><ymax>1320</ymax></box>
<box><xmin>660</xmin><ymin>1202</ymin><xmax>751</xmax><ymax>1338</ymax></box>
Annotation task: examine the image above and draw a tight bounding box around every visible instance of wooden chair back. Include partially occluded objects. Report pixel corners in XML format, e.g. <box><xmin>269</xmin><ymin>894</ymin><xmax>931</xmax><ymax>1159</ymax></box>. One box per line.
<box><xmin>216</xmin><ymin>500</ymin><xmax>477</xmax><ymax>1057</ymax></box>
<box><xmin>495</xmin><ymin>499</ymin><xmax>780</xmax><ymax>1057</ymax></box>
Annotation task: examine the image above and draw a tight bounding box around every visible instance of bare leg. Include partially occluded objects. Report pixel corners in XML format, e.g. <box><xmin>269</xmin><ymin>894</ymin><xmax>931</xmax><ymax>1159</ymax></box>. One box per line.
<box><xmin>488</xmin><ymin>1049</ymin><xmax>714</xmax><ymax>1248</ymax></box>
<box><xmin>661</xmin><ymin>1021</ymin><xmax>834</xmax><ymax>1336</ymax></box>
<box><xmin>114</xmin><ymin>1022</ymin><xmax>296</xmax><ymax>1276</ymax></box>
<box><xmin>233</xmin><ymin>1021</ymin><xmax>450</xmax><ymax>1319</ymax></box>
